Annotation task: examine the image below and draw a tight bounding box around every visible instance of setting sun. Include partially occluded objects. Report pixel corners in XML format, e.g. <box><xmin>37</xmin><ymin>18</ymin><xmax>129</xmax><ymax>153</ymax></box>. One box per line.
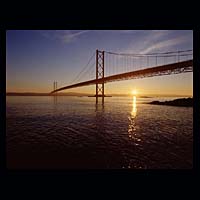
<box><xmin>132</xmin><ymin>89</ymin><xmax>138</xmax><ymax>96</ymax></box>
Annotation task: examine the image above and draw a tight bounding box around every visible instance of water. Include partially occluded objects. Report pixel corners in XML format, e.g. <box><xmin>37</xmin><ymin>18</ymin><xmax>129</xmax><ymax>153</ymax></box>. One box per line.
<box><xmin>6</xmin><ymin>96</ymin><xmax>193</xmax><ymax>169</ymax></box>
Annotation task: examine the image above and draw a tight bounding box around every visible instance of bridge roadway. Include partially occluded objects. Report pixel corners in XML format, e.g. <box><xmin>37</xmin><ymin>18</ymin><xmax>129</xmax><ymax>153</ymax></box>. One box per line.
<box><xmin>51</xmin><ymin>59</ymin><xmax>193</xmax><ymax>94</ymax></box>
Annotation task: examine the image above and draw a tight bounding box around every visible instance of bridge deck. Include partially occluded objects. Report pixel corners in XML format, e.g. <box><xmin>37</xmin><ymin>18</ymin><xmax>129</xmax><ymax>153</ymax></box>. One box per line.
<box><xmin>51</xmin><ymin>60</ymin><xmax>193</xmax><ymax>94</ymax></box>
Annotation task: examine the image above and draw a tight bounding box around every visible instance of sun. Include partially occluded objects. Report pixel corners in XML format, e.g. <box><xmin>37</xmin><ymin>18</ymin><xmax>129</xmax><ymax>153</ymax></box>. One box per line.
<box><xmin>132</xmin><ymin>89</ymin><xmax>138</xmax><ymax>96</ymax></box>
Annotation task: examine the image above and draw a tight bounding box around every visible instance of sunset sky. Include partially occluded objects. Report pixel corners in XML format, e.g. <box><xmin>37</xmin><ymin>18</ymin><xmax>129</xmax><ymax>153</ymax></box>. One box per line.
<box><xmin>6</xmin><ymin>30</ymin><xmax>193</xmax><ymax>96</ymax></box>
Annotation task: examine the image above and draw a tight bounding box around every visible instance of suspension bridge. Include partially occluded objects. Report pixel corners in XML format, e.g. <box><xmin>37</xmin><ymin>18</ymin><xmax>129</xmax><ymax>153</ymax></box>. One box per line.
<box><xmin>51</xmin><ymin>49</ymin><xmax>193</xmax><ymax>103</ymax></box>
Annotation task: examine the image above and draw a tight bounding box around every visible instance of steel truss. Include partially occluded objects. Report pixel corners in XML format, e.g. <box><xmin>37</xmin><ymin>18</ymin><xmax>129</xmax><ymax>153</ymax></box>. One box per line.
<box><xmin>96</xmin><ymin>50</ymin><xmax>105</xmax><ymax>104</ymax></box>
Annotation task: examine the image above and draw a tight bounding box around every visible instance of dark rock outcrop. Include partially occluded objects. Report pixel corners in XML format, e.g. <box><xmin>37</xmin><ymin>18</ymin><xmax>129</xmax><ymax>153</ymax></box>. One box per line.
<box><xmin>148</xmin><ymin>98</ymin><xmax>193</xmax><ymax>107</ymax></box>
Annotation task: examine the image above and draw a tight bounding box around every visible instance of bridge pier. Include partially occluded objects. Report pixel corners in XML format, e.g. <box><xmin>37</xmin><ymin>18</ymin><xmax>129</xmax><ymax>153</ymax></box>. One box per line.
<box><xmin>96</xmin><ymin>49</ymin><xmax>105</xmax><ymax>104</ymax></box>
<box><xmin>53</xmin><ymin>81</ymin><xmax>58</xmax><ymax>96</ymax></box>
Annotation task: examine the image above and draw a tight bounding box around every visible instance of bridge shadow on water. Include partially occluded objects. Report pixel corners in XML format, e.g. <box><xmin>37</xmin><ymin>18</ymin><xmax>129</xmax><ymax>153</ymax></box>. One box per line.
<box><xmin>53</xmin><ymin>95</ymin><xmax>58</xmax><ymax>105</ymax></box>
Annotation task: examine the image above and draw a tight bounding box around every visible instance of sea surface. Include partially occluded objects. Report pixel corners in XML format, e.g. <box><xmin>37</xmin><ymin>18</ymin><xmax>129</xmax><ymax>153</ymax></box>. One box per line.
<box><xmin>6</xmin><ymin>96</ymin><xmax>193</xmax><ymax>169</ymax></box>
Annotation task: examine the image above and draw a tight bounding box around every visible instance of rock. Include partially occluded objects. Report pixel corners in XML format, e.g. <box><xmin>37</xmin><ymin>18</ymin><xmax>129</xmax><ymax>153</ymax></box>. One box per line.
<box><xmin>148</xmin><ymin>98</ymin><xmax>193</xmax><ymax>107</ymax></box>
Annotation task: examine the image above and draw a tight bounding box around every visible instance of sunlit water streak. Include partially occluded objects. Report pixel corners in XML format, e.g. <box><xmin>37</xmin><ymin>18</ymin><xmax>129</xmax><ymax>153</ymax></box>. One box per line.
<box><xmin>128</xmin><ymin>96</ymin><xmax>138</xmax><ymax>139</ymax></box>
<box><xmin>6</xmin><ymin>96</ymin><xmax>193</xmax><ymax>169</ymax></box>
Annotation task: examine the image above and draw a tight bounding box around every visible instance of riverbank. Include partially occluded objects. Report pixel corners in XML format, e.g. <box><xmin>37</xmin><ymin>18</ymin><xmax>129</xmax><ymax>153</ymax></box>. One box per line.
<box><xmin>147</xmin><ymin>98</ymin><xmax>193</xmax><ymax>107</ymax></box>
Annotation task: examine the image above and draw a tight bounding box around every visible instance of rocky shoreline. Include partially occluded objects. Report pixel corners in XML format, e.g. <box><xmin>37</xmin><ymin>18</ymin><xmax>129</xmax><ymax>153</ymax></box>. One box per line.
<box><xmin>148</xmin><ymin>98</ymin><xmax>193</xmax><ymax>107</ymax></box>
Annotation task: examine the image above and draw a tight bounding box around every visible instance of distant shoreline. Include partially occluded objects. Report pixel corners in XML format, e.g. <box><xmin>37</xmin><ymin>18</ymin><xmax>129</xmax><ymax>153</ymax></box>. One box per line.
<box><xmin>147</xmin><ymin>98</ymin><xmax>193</xmax><ymax>107</ymax></box>
<box><xmin>6</xmin><ymin>92</ymin><xmax>192</xmax><ymax>98</ymax></box>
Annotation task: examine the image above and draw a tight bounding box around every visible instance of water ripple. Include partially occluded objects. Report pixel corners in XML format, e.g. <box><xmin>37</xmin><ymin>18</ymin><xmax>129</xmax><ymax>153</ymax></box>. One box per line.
<box><xmin>6</xmin><ymin>96</ymin><xmax>193</xmax><ymax>169</ymax></box>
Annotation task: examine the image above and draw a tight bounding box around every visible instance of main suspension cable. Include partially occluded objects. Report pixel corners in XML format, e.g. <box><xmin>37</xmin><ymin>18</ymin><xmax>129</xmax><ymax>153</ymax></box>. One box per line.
<box><xmin>69</xmin><ymin>52</ymin><xmax>95</xmax><ymax>84</ymax></box>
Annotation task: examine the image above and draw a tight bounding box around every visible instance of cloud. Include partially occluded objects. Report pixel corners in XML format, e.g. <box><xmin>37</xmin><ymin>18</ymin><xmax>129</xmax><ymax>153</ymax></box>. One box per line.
<box><xmin>120</xmin><ymin>30</ymin><xmax>170</xmax><ymax>53</ymax></box>
<box><xmin>40</xmin><ymin>30</ymin><xmax>90</xmax><ymax>43</ymax></box>
<box><xmin>139</xmin><ymin>36</ymin><xmax>187</xmax><ymax>54</ymax></box>
<box><xmin>61</xmin><ymin>30</ymin><xmax>90</xmax><ymax>43</ymax></box>
<box><xmin>40</xmin><ymin>30</ymin><xmax>158</xmax><ymax>44</ymax></box>
<box><xmin>121</xmin><ymin>30</ymin><xmax>192</xmax><ymax>54</ymax></box>
<box><xmin>39</xmin><ymin>30</ymin><xmax>192</xmax><ymax>52</ymax></box>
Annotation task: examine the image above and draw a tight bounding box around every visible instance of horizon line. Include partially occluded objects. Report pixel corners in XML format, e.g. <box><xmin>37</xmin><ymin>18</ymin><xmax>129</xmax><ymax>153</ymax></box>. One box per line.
<box><xmin>6</xmin><ymin>91</ymin><xmax>193</xmax><ymax>97</ymax></box>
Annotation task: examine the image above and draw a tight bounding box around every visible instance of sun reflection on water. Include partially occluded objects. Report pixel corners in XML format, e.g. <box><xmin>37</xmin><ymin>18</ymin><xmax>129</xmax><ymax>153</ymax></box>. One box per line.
<box><xmin>131</xmin><ymin>96</ymin><xmax>137</xmax><ymax>118</ymax></box>
<box><xmin>128</xmin><ymin>96</ymin><xmax>141</xmax><ymax>143</ymax></box>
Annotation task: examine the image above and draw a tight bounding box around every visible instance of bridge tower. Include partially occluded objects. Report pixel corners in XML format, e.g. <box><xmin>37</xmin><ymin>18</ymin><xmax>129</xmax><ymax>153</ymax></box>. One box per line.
<box><xmin>96</xmin><ymin>49</ymin><xmax>105</xmax><ymax>104</ymax></box>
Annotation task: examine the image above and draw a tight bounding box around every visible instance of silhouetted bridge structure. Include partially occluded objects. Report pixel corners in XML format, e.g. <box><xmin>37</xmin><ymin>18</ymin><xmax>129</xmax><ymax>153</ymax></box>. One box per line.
<box><xmin>51</xmin><ymin>49</ymin><xmax>193</xmax><ymax>103</ymax></box>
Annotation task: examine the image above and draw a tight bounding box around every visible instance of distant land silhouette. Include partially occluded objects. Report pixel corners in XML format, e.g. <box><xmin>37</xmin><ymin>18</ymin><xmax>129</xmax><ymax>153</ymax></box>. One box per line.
<box><xmin>6</xmin><ymin>92</ymin><xmax>192</xmax><ymax>98</ymax></box>
<box><xmin>148</xmin><ymin>98</ymin><xmax>193</xmax><ymax>107</ymax></box>
<box><xmin>6</xmin><ymin>92</ymin><xmax>90</xmax><ymax>96</ymax></box>
<box><xmin>6</xmin><ymin>92</ymin><xmax>142</xmax><ymax>97</ymax></box>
